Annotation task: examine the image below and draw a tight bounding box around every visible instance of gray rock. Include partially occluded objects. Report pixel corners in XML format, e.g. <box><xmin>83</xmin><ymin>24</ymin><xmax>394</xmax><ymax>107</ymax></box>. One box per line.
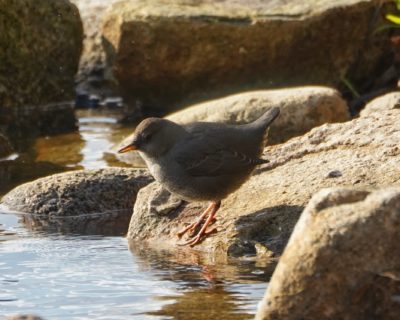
<box><xmin>256</xmin><ymin>187</ymin><xmax>400</xmax><ymax>320</ymax></box>
<box><xmin>126</xmin><ymin>106</ymin><xmax>400</xmax><ymax>258</ymax></box>
<box><xmin>102</xmin><ymin>0</ymin><xmax>390</xmax><ymax>111</ymax></box>
<box><xmin>1</xmin><ymin>168</ymin><xmax>153</xmax><ymax>235</ymax></box>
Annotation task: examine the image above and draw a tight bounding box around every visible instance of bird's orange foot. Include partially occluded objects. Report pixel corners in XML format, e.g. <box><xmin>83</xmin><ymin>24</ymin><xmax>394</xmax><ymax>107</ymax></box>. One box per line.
<box><xmin>178</xmin><ymin>228</ymin><xmax>218</xmax><ymax>247</ymax></box>
<box><xmin>177</xmin><ymin>201</ymin><xmax>221</xmax><ymax>246</ymax></box>
<box><xmin>177</xmin><ymin>202</ymin><xmax>215</xmax><ymax>238</ymax></box>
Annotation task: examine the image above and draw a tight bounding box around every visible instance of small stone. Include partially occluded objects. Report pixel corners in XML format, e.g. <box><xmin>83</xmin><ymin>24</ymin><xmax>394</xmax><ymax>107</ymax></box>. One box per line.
<box><xmin>327</xmin><ymin>170</ymin><xmax>343</xmax><ymax>178</ymax></box>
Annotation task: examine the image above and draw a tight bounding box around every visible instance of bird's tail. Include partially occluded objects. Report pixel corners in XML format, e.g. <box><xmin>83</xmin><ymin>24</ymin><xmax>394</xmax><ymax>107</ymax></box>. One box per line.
<box><xmin>252</xmin><ymin>107</ymin><xmax>280</xmax><ymax>130</ymax></box>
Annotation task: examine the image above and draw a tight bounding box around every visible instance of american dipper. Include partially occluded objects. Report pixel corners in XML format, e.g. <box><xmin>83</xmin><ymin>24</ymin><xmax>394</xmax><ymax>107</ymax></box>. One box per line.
<box><xmin>118</xmin><ymin>107</ymin><xmax>280</xmax><ymax>246</ymax></box>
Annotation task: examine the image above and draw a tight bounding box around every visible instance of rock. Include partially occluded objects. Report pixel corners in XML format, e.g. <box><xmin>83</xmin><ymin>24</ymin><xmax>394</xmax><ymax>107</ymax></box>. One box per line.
<box><xmin>360</xmin><ymin>91</ymin><xmax>400</xmax><ymax>117</ymax></box>
<box><xmin>102</xmin><ymin>0</ymin><xmax>390</xmax><ymax>112</ymax></box>
<box><xmin>256</xmin><ymin>187</ymin><xmax>400</xmax><ymax>320</ymax></box>
<box><xmin>167</xmin><ymin>87</ymin><xmax>350</xmax><ymax>144</ymax></box>
<box><xmin>70</xmin><ymin>0</ymin><xmax>120</xmax><ymax>92</ymax></box>
<box><xmin>1</xmin><ymin>168</ymin><xmax>153</xmax><ymax>235</ymax></box>
<box><xmin>115</xmin><ymin>86</ymin><xmax>349</xmax><ymax>165</ymax></box>
<box><xmin>0</xmin><ymin>133</ymin><xmax>13</xmax><ymax>158</ymax></box>
<box><xmin>0</xmin><ymin>0</ymin><xmax>83</xmax><ymax>135</ymax></box>
<box><xmin>126</xmin><ymin>106</ymin><xmax>400</xmax><ymax>257</ymax></box>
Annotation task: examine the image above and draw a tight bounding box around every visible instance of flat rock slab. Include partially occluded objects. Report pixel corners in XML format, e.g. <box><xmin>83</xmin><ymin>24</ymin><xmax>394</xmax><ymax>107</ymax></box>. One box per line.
<box><xmin>116</xmin><ymin>86</ymin><xmax>349</xmax><ymax>166</ymax></box>
<box><xmin>1</xmin><ymin>168</ymin><xmax>153</xmax><ymax>235</ymax></box>
<box><xmin>103</xmin><ymin>0</ymin><xmax>389</xmax><ymax>111</ymax></box>
<box><xmin>126</xmin><ymin>104</ymin><xmax>400</xmax><ymax>257</ymax></box>
<box><xmin>256</xmin><ymin>187</ymin><xmax>400</xmax><ymax>320</ymax></box>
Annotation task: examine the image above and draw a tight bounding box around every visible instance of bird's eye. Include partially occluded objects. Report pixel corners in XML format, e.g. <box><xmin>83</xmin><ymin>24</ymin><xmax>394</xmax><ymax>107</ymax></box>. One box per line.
<box><xmin>143</xmin><ymin>133</ymin><xmax>152</xmax><ymax>142</ymax></box>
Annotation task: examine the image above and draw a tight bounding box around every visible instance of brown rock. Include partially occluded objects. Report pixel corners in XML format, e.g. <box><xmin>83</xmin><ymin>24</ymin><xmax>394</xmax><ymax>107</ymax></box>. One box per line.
<box><xmin>0</xmin><ymin>0</ymin><xmax>83</xmax><ymax>135</ymax></box>
<box><xmin>115</xmin><ymin>86</ymin><xmax>349</xmax><ymax>166</ymax></box>
<box><xmin>1</xmin><ymin>168</ymin><xmax>153</xmax><ymax>235</ymax></box>
<box><xmin>256</xmin><ymin>187</ymin><xmax>400</xmax><ymax>320</ymax></box>
<box><xmin>70</xmin><ymin>0</ymin><xmax>120</xmax><ymax>89</ymax></box>
<box><xmin>102</xmin><ymin>0</ymin><xmax>390</xmax><ymax>112</ymax></box>
<box><xmin>126</xmin><ymin>107</ymin><xmax>400</xmax><ymax>257</ymax></box>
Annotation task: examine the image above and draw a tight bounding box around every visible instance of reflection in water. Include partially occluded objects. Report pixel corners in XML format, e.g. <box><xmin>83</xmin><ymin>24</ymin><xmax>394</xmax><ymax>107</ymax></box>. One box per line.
<box><xmin>34</xmin><ymin>109</ymin><xmax>133</xmax><ymax>170</ymax></box>
<box><xmin>0</xmin><ymin>158</ymin><xmax>66</xmax><ymax>196</ymax></box>
<box><xmin>129</xmin><ymin>243</ymin><xmax>274</xmax><ymax>320</ymax></box>
<box><xmin>0</xmin><ymin>213</ymin><xmax>272</xmax><ymax>319</ymax></box>
<box><xmin>35</xmin><ymin>131</ymin><xmax>85</xmax><ymax>167</ymax></box>
<box><xmin>0</xmin><ymin>109</ymin><xmax>134</xmax><ymax>196</ymax></box>
<box><xmin>0</xmin><ymin>108</ymin><xmax>273</xmax><ymax>319</ymax></box>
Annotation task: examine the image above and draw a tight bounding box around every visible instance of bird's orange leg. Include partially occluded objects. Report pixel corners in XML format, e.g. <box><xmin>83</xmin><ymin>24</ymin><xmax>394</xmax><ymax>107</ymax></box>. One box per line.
<box><xmin>177</xmin><ymin>202</ymin><xmax>215</xmax><ymax>238</ymax></box>
<box><xmin>179</xmin><ymin>201</ymin><xmax>221</xmax><ymax>246</ymax></box>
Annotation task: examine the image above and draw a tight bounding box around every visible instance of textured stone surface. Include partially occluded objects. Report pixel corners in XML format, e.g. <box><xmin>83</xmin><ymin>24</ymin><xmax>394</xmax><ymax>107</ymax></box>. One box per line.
<box><xmin>0</xmin><ymin>0</ymin><xmax>83</xmax><ymax>135</ymax></box>
<box><xmin>256</xmin><ymin>187</ymin><xmax>400</xmax><ymax>320</ymax></box>
<box><xmin>167</xmin><ymin>87</ymin><xmax>350</xmax><ymax>144</ymax></box>
<box><xmin>360</xmin><ymin>91</ymin><xmax>400</xmax><ymax>117</ymax></box>
<box><xmin>102</xmin><ymin>0</ymin><xmax>390</xmax><ymax>111</ymax></box>
<box><xmin>115</xmin><ymin>86</ymin><xmax>349</xmax><ymax>166</ymax></box>
<box><xmin>70</xmin><ymin>0</ymin><xmax>120</xmax><ymax>89</ymax></box>
<box><xmin>1</xmin><ymin>168</ymin><xmax>153</xmax><ymax>235</ymax></box>
<box><xmin>126</xmin><ymin>106</ymin><xmax>400</xmax><ymax>257</ymax></box>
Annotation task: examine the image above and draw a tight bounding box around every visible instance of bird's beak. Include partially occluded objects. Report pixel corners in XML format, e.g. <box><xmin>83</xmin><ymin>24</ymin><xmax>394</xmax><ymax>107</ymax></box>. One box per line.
<box><xmin>118</xmin><ymin>143</ymin><xmax>138</xmax><ymax>153</ymax></box>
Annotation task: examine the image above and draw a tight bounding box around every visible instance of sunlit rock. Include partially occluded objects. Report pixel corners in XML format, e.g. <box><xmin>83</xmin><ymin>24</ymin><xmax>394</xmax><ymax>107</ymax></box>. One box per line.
<box><xmin>102</xmin><ymin>0</ymin><xmax>390</xmax><ymax>111</ymax></box>
<box><xmin>1</xmin><ymin>168</ymin><xmax>153</xmax><ymax>235</ymax></box>
<box><xmin>256</xmin><ymin>187</ymin><xmax>400</xmax><ymax>320</ymax></box>
<box><xmin>126</xmin><ymin>105</ymin><xmax>400</xmax><ymax>257</ymax></box>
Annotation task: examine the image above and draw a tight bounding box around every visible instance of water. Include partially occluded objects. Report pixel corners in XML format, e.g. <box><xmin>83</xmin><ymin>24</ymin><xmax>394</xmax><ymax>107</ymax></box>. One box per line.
<box><xmin>0</xmin><ymin>110</ymin><xmax>271</xmax><ymax>319</ymax></box>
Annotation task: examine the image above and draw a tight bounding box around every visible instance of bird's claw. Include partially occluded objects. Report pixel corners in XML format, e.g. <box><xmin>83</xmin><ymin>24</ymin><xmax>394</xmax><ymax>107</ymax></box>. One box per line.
<box><xmin>176</xmin><ymin>217</ymin><xmax>216</xmax><ymax>238</ymax></box>
<box><xmin>178</xmin><ymin>227</ymin><xmax>217</xmax><ymax>247</ymax></box>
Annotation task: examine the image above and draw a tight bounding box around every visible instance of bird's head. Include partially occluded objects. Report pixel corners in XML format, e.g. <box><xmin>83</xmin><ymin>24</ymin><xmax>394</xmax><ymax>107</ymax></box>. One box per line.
<box><xmin>118</xmin><ymin>117</ymin><xmax>186</xmax><ymax>158</ymax></box>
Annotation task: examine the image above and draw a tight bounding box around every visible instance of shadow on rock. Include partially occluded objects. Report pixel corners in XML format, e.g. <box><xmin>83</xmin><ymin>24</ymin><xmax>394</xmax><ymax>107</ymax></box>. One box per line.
<box><xmin>229</xmin><ymin>204</ymin><xmax>304</xmax><ymax>257</ymax></box>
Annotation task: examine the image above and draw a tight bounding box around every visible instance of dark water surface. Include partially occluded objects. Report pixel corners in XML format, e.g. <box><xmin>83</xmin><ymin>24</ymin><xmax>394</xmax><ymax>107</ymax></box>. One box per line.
<box><xmin>0</xmin><ymin>110</ymin><xmax>270</xmax><ymax>319</ymax></box>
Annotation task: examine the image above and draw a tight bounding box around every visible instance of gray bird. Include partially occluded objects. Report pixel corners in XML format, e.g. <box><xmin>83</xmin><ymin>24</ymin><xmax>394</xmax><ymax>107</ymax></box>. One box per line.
<box><xmin>118</xmin><ymin>107</ymin><xmax>280</xmax><ymax>246</ymax></box>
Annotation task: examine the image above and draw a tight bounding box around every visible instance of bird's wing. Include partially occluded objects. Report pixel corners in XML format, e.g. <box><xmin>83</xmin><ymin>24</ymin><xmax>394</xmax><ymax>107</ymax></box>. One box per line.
<box><xmin>175</xmin><ymin>128</ymin><xmax>266</xmax><ymax>177</ymax></box>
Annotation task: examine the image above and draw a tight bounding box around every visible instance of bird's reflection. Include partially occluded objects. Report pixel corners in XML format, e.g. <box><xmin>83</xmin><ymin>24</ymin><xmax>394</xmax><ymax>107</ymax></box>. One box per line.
<box><xmin>128</xmin><ymin>241</ymin><xmax>275</xmax><ymax>320</ymax></box>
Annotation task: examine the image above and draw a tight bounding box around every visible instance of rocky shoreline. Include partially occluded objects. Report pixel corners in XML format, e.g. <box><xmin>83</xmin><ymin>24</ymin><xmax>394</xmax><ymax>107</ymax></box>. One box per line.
<box><xmin>2</xmin><ymin>0</ymin><xmax>400</xmax><ymax>319</ymax></box>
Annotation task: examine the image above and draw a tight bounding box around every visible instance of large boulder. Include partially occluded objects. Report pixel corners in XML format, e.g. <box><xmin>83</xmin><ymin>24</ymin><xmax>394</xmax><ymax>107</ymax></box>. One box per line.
<box><xmin>115</xmin><ymin>86</ymin><xmax>349</xmax><ymax>166</ymax></box>
<box><xmin>256</xmin><ymin>187</ymin><xmax>400</xmax><ymax>320</ymax></box>
<box><xmin>167</xmin><ymin>87</ymin><xmax>349</xmax><ymax>145</ymax></box>
<box><xmin>102</xmin><ymin>0</ymin><xmax>390</xmax><ymax>112</ymax></box>
<box><xmin>0</xmin><ymin>0</ymin><xmax>83</xmax><ymax>136</ymax></box>
<box><xmin>126</xmin><ymin>102</ymin><xmax>400</xmax><ymax>257</ymax></box>
<box><xmin>1</xmin><ymin>168</ymin><xmax>153</xmax><ymax>235</ymax></box>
